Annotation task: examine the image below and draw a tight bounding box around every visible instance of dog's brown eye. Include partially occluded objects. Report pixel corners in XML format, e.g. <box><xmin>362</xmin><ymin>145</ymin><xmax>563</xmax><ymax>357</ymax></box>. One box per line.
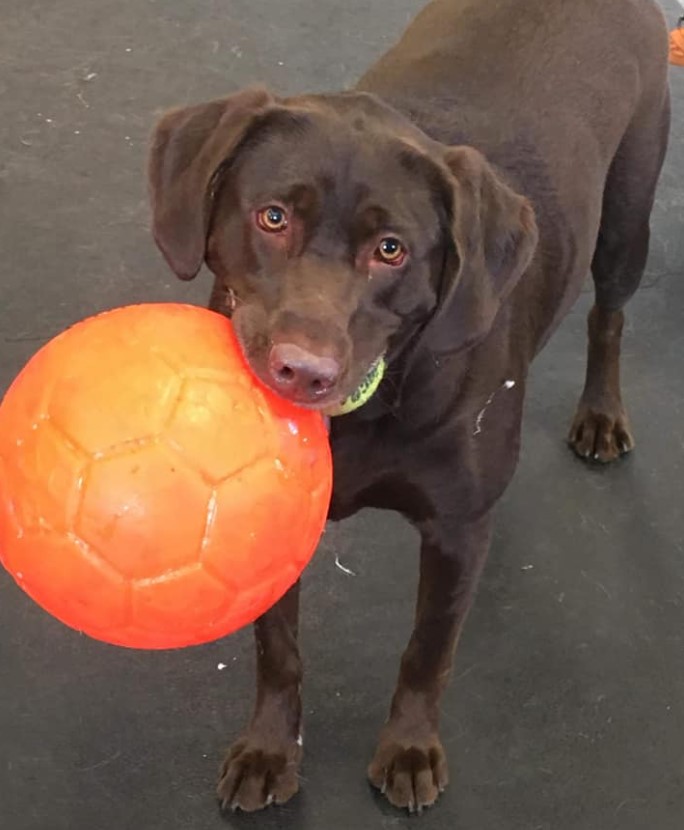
<box><xmin>257</xmin><ymin>206</ymin><xmax>288</xmax><ymax>233</ymax></box>
<box><xmin>375</xmin><ymin>237</ymin><xmax>406</xmax><ymax>266</ymax></box>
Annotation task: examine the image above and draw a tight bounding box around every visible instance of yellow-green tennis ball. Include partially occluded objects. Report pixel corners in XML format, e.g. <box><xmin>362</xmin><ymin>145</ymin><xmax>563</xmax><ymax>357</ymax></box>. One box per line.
<box><xmin>327</xmin><ymin>357</ymin><xmax>386</xmax><ymax>417</ymax></box>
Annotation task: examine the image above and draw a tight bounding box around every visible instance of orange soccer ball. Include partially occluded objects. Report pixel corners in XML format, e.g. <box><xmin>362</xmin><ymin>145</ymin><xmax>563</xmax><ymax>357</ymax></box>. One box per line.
<box><xmin>0</xmin><ymin>304</ymin><xmax>332</xmax><ymax>649</ymax></box>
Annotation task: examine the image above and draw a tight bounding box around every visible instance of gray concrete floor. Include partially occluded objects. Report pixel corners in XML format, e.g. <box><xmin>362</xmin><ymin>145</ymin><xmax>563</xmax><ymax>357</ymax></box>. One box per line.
<box><xmin>1</xmin><ymin>2</ymin><xmax>684</xmax><ymax>828</ymax></box>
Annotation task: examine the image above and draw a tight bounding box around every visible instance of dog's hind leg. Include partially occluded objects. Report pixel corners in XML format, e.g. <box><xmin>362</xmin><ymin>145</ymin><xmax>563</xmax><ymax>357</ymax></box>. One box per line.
<box><xmin>569</xmin><ymin>89</ymin><xmax>670</xmax><ymax>463</ymax></box>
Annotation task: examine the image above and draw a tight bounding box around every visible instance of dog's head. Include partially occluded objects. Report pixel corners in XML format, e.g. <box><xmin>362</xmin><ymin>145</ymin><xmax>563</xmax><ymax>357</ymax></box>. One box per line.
<box><xmin>148</xmin><ymin>86</ymin><xmax>538</xmax><ymax>411</ymax></box>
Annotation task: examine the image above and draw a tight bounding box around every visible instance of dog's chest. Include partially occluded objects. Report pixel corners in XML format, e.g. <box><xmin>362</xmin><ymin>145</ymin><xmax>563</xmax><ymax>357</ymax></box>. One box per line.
<box><xmin>326</xmin><ymin>414</ymin><xmax>431</xmax><ymax>522</ymax></box>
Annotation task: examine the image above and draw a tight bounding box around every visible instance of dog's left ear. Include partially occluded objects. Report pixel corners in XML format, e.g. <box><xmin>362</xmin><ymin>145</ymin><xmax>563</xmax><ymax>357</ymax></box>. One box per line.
<box><xmin>425</xmin><ymin>146</ymin><xmax>539</xmax><ymax>354</ymax></box>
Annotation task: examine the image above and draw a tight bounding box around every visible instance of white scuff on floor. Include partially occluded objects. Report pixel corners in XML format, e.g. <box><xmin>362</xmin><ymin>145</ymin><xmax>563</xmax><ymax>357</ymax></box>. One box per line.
<box><xmin>334</xmin><ymin>554</ymin><xmax>357</xmax><ymax>577</ymax></box>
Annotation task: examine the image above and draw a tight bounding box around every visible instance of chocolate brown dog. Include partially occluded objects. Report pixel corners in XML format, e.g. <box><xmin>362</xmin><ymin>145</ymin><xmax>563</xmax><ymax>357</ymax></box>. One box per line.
<box><xmin>147</xmin><ymin>0</ymin><xmax>670</xmax><ymax>814</ymax></box>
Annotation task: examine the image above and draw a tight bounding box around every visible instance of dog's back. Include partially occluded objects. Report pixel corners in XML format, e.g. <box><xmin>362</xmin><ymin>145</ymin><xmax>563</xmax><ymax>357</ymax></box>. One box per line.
<box><xmin>359</xmin><ymin>0</ymin><xmax>669</xmax><ymax>204</ymax></box>
<box><xmin>360</xmin><ymin>0</ymin><xmax>668</xmax><ymax>150</ymax></box>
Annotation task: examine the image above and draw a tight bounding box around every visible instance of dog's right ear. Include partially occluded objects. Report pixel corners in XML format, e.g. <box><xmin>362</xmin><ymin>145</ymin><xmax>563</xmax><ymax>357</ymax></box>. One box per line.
<box><xmin>148</xmin><ymin>86</ymin><xmax>274</xmax><ymax>280</ymax></box>
<box><xmin>421</xmin><ymin>146</ymin><xmax>538</xmax><ymax>355</ymax></box>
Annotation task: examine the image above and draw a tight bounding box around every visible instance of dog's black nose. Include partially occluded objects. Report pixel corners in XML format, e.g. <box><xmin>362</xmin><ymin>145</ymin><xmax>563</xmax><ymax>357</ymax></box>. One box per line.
<box><xmin>268</xmin><ymin>343</ymin><xmax>340</xmax><ymax>401</ymax></box>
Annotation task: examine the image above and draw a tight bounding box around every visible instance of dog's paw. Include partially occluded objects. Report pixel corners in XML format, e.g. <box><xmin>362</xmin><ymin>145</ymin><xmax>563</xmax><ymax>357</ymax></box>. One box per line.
<box><xmin>568</xmin><ymin>401</ymin><xmax>634</xmax><ymax>464</ymax></box>
<box><xmin>368</xmin><ymin>733</ymin><xmax>448</xmax><ymax>813</ymax></box>
<box><xmin>217</xmin><ymin>734</ymin><xmax>302</xmax><ymax>813</ymax></box>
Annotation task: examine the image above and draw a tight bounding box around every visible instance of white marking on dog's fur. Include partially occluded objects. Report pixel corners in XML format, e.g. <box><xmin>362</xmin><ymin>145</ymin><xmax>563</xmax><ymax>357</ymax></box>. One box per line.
<box><xmin>473</xmin><ymin>379</ymin><xmax>516</xmax><ymax>436</ymax></box>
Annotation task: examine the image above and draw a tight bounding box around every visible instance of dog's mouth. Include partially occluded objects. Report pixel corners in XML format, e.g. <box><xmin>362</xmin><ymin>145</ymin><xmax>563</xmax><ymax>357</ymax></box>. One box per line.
<box><xmin>224</xmin><ymin>287</ymin><xmax>385</xmax><ymax>414</ymax></box>
<box><xmin>322</xmin><ymin>355</ymin><xmax>386</xmax><ymax>417</ymax></box>
<box><xmin>259</xmin><ymin>353</ymin><xmax>386</xmax><ymax>415</ymax></box>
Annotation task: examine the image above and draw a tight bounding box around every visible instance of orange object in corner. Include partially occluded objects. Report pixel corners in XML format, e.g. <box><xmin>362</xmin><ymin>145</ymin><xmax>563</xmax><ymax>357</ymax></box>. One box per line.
<box><xmin>670</xmin><ymin>26</ymin><xmax>684</xmax><ymax>66</ymax></box>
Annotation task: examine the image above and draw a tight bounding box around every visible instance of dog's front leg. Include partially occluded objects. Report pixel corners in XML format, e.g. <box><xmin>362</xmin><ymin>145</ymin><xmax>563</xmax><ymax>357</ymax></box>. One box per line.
<box><xmin>368</xmin><ymin>513</ymin><xmax>492</xmax><ymax>813</ymax></box>
<box><xmin>217</xmin><ymin>581</ymin><xmax>303</xmax><ymax>812</ymax></box>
